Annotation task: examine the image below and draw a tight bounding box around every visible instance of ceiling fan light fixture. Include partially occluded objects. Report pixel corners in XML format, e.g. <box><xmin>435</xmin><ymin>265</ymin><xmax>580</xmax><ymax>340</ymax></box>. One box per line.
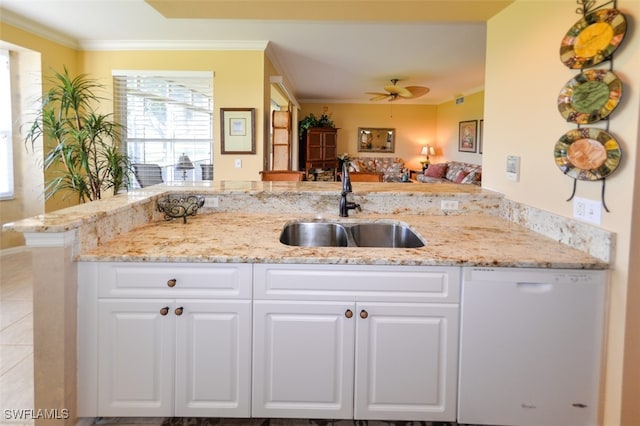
<box><xmin>367</xmin><ymin>78</ymin><xmax>429</xmax><ymax>102</ymax></box>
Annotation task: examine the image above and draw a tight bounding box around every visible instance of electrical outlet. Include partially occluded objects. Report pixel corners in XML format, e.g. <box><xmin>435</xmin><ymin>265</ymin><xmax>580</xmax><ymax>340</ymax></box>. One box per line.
<box><xmin>235</xmin><ymin>159</ymin><xmax>242</xmax><ymax>168</ymax></box>
<box><xmin>204</xmin><ymin>197</ymin><xmax>219</xmax><ymax>208</ymax></box>
<box><xmin>573</xmin><ymin>197</ymin><xmax>601</xmax><ymax>225</ymax></box>
<box><xmin>441</xmin><ymin>200</ymin><xmax>459</xmax><ymax>210</ymax></box>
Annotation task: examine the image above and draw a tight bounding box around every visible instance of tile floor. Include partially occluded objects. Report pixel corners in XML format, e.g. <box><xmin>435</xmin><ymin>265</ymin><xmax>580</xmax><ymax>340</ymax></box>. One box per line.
<box><xmin>0</xmin><ymin>249</ymin><xmax>464</xmax><ymax>426</ymax></box>
<box><xmin>0</xmin><ymin>249</ymin><xmax>34</xmax><ymax>426</ymax></box>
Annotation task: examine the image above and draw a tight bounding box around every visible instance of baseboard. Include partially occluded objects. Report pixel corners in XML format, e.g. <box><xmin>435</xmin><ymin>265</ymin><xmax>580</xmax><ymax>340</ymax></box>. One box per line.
<box><xmin>0</xmin><ymin>245</ymin><xmax>29</xmax><ymax>257</ymax></box>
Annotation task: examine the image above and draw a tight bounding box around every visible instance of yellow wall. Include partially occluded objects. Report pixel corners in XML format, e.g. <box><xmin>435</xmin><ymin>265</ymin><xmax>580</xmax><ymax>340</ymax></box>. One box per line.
<box><xmin>300</xmin><ymin>103</ymin><xmax>441</xmax><ymax>170</ymax></box>
<box><xmin>4</xmin><ymin>9</ymin><xmax>640</xmax><ymax>423</ymax></box>
<box><xmin>436</xmin><ymin>91</ymin><xmax>484</xmax><ymax>164</ymax></box>
<box><xmin>485</xmin><ymin>1</ymin><xmax>640</xmax><ymax>424</ymax></box>
<box><xmin>0</xmin><ymin>22</ymin><xmax>79</xmax><ymax>249</ymax></box>
<box><xmin>80</xmin><ymin>49</ymin><xmax>266</xmax><ymax>181</ymax></box>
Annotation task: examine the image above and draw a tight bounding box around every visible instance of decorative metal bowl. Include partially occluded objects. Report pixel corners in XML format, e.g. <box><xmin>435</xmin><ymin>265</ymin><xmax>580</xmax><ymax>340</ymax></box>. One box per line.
<box><xmin>157</xmin><ymin>195</ymin><xmax>205</xmax><ymax>224</ymax></box>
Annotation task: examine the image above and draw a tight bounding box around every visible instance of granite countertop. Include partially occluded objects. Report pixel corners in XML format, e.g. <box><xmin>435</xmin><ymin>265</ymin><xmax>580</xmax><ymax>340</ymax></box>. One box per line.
<box><xmin>5</xmin><ymin>180</ymin><xmax>608</xmax><ymax>269</ymax></box>
<box><xmin>79</xmin><ymin>211</ymin><xmax>608</xmax><ymax>269</ymax></box>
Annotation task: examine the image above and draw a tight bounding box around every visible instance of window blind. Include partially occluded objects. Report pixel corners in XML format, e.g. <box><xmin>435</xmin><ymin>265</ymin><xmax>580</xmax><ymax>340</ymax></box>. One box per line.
<box><xmin>113</xmin><ymin>71</ymin><xmax>213</xmax><ymax>184</ymax></box>
<box><xmin>0</xmin><ymin>49</ymin><xmax>14</xmax><ymax>199</ymax></box>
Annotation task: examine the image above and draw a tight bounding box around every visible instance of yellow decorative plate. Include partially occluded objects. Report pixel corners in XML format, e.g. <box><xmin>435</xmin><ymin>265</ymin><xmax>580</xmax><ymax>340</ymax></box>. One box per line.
<box><xmin>554</xmin><ymin>128</ymin><xmax>621</xmax><ymax>181</ymax></box>
<box><xmin>560</xmin><ymin>8</ymin><xmax>626</xmax><ymax>69</ymax></box>
<box><xmin>557</xmin><ymin>69</ymin><xmax>622</xmax><ymax>124</ymax></box>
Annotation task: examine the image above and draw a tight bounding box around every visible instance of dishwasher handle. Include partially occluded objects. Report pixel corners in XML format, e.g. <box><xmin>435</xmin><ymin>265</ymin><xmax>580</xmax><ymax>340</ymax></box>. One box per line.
<box><xmin>516</xmin><ymin>282</ymin><xmax>553</xmax><ymax>293</ymax></box>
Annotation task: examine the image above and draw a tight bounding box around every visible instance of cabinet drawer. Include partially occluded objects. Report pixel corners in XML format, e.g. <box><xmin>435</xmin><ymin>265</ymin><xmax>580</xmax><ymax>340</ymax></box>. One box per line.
<box><xmin>93</xmin><ymin>262</ymin><xmax>252</xmax><ymax>298</ymax></box>
<box><xmin>254</xmin><ymin>264</ymin><xmax>460</xmax><ymax>303</ymax></box>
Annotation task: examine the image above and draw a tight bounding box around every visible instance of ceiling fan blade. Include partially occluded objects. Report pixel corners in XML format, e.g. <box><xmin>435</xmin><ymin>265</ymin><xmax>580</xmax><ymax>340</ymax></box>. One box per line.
<box><xmin>383</xmin><ymin>84</ymin><xmax>412</xmax><ymax>97</ymax></box>
<box><xmin>405</xmin><ymin>86</ymin><xmax>430</xmax><ymax>98</ymax></box>
<box><xmin>366</xmin><ymin>92</ymin><xmax>390</xmax><ymax>101</ymax></box>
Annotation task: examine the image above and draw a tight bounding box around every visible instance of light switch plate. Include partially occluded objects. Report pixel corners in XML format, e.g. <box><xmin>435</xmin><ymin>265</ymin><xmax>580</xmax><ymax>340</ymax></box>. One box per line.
<box><xmin>234</xmin><ymin>159</ymin><xmax>242</xmax><ymax>168</ymax></box>
<box><xmin>506</xmin><ymin>155</ymin><xmax>520</xmax><ymax>182</ymax></box>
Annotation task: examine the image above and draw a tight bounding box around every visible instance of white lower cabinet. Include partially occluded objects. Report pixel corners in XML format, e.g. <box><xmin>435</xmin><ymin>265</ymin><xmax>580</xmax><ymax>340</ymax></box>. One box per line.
<box><xmin>98</xmin><ymin>299</ymin><xmax>175</xmax><ymax>416</ymax></box>
<box><xmin>252</xmin><ymin>301</ymin><xmax>356</xmax><ymax>419</ymax></box>
<box><xmin>252</xmin><ymin>264</ymin><xmax>460</xmax><ymax>422</ymax></box>
<box><xmin>79</xmin><ymin>262</ymin><xmax>252</xmax><ymax>418</ymax></box>
<box><xmin>354</xmin><ymin>302</ymin><xmax>458</xmax><ymax>421</ymax></box>
<box><xmin>79</xmin><ymin>261</ymin><xmax>460</xmax><ymax>421</ymax></box>
<box><xmin>79</xmin><ymin>260</ymin><xmax>607</xmax><ymax>423</ymax></box>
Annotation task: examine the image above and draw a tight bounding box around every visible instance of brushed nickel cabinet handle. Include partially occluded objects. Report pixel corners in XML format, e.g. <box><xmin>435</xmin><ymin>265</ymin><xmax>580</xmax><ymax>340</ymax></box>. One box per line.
<box><xmin>167</xmin><ymin>279</ymin><xmax>177</xmax><ymax>287</ymax></box>
<box><xmin>174</xmin><ymin>306</ymin><xmax>184</xmax><ymax>316</ymax></box>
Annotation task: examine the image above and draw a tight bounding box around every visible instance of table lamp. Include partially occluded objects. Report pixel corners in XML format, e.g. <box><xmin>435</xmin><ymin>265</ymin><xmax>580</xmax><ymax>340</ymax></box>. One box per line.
<box><xmin>175</xmin><ymin>153</ymin><xmax>194</xmax><ymax>180</ymax></box>
<box><xmin>420</xmin><ymin>146</ymin><xmax>436</xmax><ymax>169</ymax></box>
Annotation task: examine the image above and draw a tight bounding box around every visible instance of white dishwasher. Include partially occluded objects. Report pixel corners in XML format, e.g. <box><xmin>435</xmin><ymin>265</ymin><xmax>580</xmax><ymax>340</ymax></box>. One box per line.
<box><xmin>457</xmin><ymin>267</ymin><xmax>607</xmax><ymax>426</ymax></box>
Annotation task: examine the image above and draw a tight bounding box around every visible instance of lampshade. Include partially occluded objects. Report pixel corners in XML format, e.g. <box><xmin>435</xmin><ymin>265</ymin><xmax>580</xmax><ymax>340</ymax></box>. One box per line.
<box><xmin>420</xmin><ymin>146</ymin><xmax>436</xmax><ymax>156</ymax></box>
<box><xmin>175</xmin><ymin>153</ymin><xmax>194</xmax><ymax>171</ymax></box>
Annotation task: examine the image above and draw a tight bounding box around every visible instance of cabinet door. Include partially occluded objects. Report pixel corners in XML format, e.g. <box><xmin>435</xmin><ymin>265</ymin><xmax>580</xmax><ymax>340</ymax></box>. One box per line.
<box><xmin>98</xmin><ymin>299</ymin><xmax>175</xmax><ymax>416</ymax></box>
<box><xmin>252</xmin><ymin>300</ymin><xmax>356</xmax><ymax>419</ymax></box>
<box><xmin>322</xmin><ymin>130</ymin><xmax>337</xmax><ymax>166</ymax></box>
<box><xmin>175</xmin><ymin>300</ymin><xmax>252</xmax><ymax>417</ymax></box>
<box><xmin>354</xmin><ymin>302</ymin><xmax>459</xmax><ymax>421</ymax></box>
<box><xmin>306</xmin><ymin>130</ymin><xmax>323</xmax><ymax>163</ymax></box>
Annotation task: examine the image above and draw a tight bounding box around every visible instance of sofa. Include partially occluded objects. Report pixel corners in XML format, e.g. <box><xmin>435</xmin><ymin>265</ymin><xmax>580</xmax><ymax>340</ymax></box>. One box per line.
<box><xmin>416</xmin><ymin>161</ymin><xmax>482</xmax><ymax>185</ymax></box>
<box><xmin>349</xmin><ymin>156</ymin><xmax>404</xmax><ymax>182</ymax></box>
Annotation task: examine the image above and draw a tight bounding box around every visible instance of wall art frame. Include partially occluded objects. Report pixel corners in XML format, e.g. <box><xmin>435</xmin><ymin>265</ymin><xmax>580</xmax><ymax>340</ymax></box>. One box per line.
<box><xmin>478</xmin><ymin>119</ymin><xmax>484</xmax><ymax>154</ymax></box>
<box><xmin>221</xmin><ymin>108</ymin><xmax>256</xmax><ymax>154</ymax></box>
<box><xmin>458</xmin><ymin>120</ymin><xmax>478</xmax><ymax>153</ymax></box>
<box><xmin>357</xmin><ymin>127</ymin><xmax>395</xmax><ymax>153</ymax></box>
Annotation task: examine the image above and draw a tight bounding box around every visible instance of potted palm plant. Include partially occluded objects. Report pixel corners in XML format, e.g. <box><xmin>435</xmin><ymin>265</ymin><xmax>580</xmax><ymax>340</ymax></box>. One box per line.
<box><xmin>25</xmin><ymin>67</ymin><xmax>131</xmax><ymax>203</ymax></box>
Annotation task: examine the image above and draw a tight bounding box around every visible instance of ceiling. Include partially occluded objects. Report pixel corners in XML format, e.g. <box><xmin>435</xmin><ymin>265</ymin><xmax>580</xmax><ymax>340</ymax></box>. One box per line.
<box><xmin>0</xmin><ymin>0</ymin><xmax>514</xmax><ymax>105</ymax></box>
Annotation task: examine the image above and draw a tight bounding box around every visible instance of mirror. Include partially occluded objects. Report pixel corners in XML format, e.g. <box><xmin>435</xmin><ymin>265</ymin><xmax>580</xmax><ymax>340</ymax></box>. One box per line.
<box><xmin>357</xmin><ymin>127</ymin><xmax>395</xmax><ymax>153</ymax></box>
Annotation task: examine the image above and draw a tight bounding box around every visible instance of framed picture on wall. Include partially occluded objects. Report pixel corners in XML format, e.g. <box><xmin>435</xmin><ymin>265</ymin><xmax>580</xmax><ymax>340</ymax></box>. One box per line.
<box><xmin>221</xmin><ymin>108</ymin><xmax>256</xmax><ymax>154</ymax></box>
<box><xmin>458</xmin><ymin>120</ymin><xmax>478</xmax><ymax>153</ymax></box>
<box><xmin>357</xmin><ymin>127</ymin><xmax>395</xmax><ymax>152</ymax></box>
<box><xmin>478</xmin><ymin>119</ymin><xmax>484</xmax><ymax>154</ymax></box>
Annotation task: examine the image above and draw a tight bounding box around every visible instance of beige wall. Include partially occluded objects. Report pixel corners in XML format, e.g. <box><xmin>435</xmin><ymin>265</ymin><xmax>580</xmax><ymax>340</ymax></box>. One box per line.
<box><xmin>485</xmin><ymin>1</ymin><xmax>640</xmax><ymax>424</ymax></box>
<box><xmin>436</xmin><ymin>91</ymin><xmax>484</xmax><ymax>164</ymax></box>
<box><xmin>80</xmin><ymin>49</ymin><xmax>266</xmax><ymax>182</ymax></box>
<box><xmin>300</xmin><ymin>102</ymin><xmax>442</xmax><ymax>170</ymax></box>
<box><xmin>4</xmin><ymin>7</ymin><xmax>640</xmax><ymax>423</ymax></box>
<box><xmin>0</xmin><ymin>22</ymin><xmax>79</xmax><ymax>249</ymax></box>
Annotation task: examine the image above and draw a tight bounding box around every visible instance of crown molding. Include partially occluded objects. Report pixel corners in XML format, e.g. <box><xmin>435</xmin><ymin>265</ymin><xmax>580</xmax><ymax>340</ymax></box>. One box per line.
<box><xmin>0</xmin><ymin>7</ymin><xmax>79</xmax><ymax>49</ymax></box>
<box><xmin>80</xmin><ymin>39</ymin><xmax>269</xmax><ymax>51</ymax></box>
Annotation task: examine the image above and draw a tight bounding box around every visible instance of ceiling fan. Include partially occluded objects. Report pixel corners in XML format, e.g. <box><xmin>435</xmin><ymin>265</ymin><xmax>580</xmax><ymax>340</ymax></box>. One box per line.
<box><xmin>366</xmin><ymin>78</ymin><xmax>430</xmax><ymax>102</ymax></box>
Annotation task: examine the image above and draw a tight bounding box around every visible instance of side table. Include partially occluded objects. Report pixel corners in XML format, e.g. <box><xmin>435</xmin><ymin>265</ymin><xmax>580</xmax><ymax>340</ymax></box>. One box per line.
<box><xmin>409</xmin><ymin>169</ymin><xmax>424</xmax><ymax>180</ymax></box>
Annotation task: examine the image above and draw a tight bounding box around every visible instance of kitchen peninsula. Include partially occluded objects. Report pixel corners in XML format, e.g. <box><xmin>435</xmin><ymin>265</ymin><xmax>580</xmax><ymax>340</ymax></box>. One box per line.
<box><xmin>4</xmin><ymin>181</ymin><xmax>611</xmax><ymax>425</ymax></box>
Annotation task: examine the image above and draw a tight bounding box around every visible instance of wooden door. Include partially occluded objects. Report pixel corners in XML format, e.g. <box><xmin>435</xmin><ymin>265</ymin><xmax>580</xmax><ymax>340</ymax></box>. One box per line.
<box><xmin>272</xmin><ymin>110</ymin><xmax>291</xmax><ymax>170</ymax></box>
<box><xmin>322</xmin><ymin>129</ymin><xmax>338</xmax><ymax>168</ymax></box>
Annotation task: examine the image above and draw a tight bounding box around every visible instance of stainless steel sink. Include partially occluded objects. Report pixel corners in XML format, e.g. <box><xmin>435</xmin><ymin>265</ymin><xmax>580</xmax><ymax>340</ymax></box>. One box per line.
<box><xmin>350</xmin><ymin>223</ymin><xmax>425</xmax><ymax>248</ymax></box>
<box><xmin>280</xmin><ymin>221</ymin><xmax>425</xmax><ymax>248</ymax></box>
<box><xmin>280</xmin><ymin>222</ymin><xmax>349</xmax><ymax>247</ymax></box>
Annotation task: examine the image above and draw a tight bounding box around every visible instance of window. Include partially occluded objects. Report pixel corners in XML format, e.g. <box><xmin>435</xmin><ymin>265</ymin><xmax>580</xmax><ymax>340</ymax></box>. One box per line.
<box><xmin>113</xmin><ymin>71</ymin><xmax>213</xmax><ymax>184</ymax></box>
<box><xmin>0</xmin><ymin>49</ymin><xmax>14</xmax><ymax>199</ymax></box>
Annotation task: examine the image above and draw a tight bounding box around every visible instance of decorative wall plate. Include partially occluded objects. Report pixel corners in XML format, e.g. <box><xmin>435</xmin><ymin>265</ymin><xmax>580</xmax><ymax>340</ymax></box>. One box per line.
<box><xmin>554</xmin><ymin>128</ymin><xmax>621</xmax><ymax>180</ymax></box>
<box><xmin>557</xmin><ymin>69</ymin><xmax>622</xmax><ymax>124</ymax></box>
<box><xmin>560</xmin><ymin>8</ymin><xmax>626</xmax><ymax>69</ymax></box>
